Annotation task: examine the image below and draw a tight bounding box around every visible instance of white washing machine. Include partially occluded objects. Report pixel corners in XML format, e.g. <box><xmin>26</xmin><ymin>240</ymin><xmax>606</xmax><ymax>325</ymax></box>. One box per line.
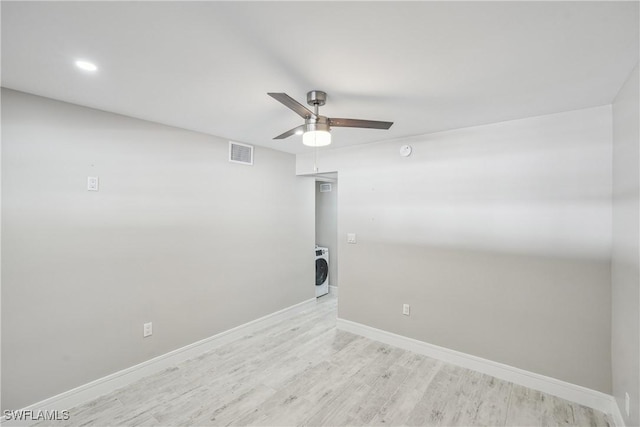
<box><xmin>315</xmin><ymin>246</ymin><xmax>329</xmax><ymax>297</ymax></box>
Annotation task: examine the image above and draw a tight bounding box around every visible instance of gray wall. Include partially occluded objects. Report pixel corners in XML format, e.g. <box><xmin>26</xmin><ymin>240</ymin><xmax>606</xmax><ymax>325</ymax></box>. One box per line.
<box><xmin>1</xmin><ymin>89</ymin><xmax>315</xmax><ymax>411</ymax></box>
<box><xmin>612</xmin><ymin>63</ymin><xmax>639</xmax><ymax>426</ymax></box>
<box><xmin>315</xmin><ymin>180</ymin><xmax>338</xmax><ymax>287</ymax></box>
<box><xmin>298</xmin><ymin>106</ymin><xmax>613</xmax><ymax>393</ymax></box>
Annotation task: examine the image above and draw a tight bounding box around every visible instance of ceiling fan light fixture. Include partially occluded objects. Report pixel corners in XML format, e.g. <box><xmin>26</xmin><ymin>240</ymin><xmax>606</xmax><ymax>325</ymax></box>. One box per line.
<box><xmin>268</xmin><ymin>90</ymin><xmax>393</xmax><ymax>145</ymax></box>
<box><xmin>303</xmin><ymin>130</ymin><xmax>331</xmax><ymax>147</ymax></box>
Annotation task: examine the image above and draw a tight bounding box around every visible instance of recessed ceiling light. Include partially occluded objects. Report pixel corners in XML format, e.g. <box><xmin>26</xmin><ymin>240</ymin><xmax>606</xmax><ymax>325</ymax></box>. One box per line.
<box><xmin>75</xmin><ymin>60</ymin><xmax>97</xmax><ymax>72</ymax></box>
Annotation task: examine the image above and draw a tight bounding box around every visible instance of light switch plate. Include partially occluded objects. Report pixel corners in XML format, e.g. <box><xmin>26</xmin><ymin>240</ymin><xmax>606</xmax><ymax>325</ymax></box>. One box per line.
<box><xmin>347</xmin><ymin>233</ymin><xmax>357</xmax><ymax>244</ymax></box>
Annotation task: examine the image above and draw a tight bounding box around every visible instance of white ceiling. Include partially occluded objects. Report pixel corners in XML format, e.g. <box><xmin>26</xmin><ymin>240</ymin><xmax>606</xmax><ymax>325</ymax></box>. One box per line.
<box><xmin>2</xmin><ymin>1</ymin><xmax>638</xmax><ymax>154</ymax></box>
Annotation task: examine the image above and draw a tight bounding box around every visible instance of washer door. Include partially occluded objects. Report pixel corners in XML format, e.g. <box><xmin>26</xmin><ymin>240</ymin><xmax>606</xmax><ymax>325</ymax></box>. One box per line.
<box><xmin>315</xmin><ymin>258</ymin><xmax>328</xmax><ymax>286</ymax></box>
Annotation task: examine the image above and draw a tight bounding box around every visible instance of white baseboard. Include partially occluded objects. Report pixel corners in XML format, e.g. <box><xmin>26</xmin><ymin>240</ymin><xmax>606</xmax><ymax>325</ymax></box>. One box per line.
<box><xmin>337</xmin><ymin>317</ymin><xmax>620</xmax><ymax>423</ymax></box>
<box><xmin>329</xmin><ymin>285</ymin><xmax>339</xmax><ymax>296</ymax></box>
<box><xmin>2</xmin><ymin>297</ymin><xmax>317</xmax><ymax>427</ymax></box>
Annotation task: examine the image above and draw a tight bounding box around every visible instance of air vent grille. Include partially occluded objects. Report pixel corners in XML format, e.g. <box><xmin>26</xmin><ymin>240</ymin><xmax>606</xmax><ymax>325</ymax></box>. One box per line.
<box><xmin>229</xmin><ymin>142</ymin><xmax>254</xmax><ymax>165</ymax></box>
<box><xmin>320</xmin><ymin>183</ymin><xmax>332</xmax><ymax>192</ymax></box>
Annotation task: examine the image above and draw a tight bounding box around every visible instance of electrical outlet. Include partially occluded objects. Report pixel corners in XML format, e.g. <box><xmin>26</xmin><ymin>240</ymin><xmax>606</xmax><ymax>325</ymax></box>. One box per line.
<box><xmin>87</xmin><ymin>176</ymin><xmax>99</xmax><ymax>191</ymax></box>
<box><xmin>625</xmin><ymin>392</ymin><xmax>630</xmax><ymax>417</ymax></box>
<box><xmin>403</xmin><ymin>304</ymin><xmax>410</xmax><ymax>316</ymax></box>
<box><xmin>143</xmin><ymin>322</ymin><xmax>152</xmax><ymax>338</ymax></box>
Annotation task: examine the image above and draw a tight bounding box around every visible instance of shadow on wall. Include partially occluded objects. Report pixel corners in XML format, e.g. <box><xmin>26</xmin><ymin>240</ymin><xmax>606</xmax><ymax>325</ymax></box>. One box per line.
<box><xmin>337</xmin><ymin>106</ymin><xmax>612</xmax><ymax>261</ymax></box>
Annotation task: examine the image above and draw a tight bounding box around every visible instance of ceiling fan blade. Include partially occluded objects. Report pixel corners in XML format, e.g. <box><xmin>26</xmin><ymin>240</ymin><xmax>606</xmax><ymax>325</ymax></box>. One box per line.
<box><xmin>273</xmin><ymin>124</ymin><xmax>305</xmax><ymax>140</ymax></box>
<box><xmin>329</xmin><ymin>118</ymin><xmax>393</xmax><ymax>129</ymax></box>
<box><xmin>268</xmin><ymin>93</ymin><xmax>316</xmax><ymax>119</ymax></box>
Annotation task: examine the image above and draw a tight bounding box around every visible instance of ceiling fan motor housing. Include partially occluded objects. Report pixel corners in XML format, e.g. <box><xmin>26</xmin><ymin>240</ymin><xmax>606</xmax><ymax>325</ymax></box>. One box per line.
<box><xmin>307</xmin><ymin>90</ymin><xmax>327</xmax><ymax>107</ymax></box>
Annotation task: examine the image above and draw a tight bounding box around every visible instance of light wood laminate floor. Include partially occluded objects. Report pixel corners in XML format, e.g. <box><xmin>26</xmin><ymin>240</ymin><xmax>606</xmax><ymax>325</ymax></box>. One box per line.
<box><xmin>38</xmin><ymin>294</ymin><xmax>612</xmax><ymax>426</ymax></box>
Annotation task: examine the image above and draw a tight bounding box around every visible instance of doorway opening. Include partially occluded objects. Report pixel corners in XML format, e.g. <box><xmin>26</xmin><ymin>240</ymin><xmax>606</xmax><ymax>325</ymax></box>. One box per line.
<box><xmin>314</xmin><ymin>172</ymin><xmax>338</xmax><ymax>298</ymax></box>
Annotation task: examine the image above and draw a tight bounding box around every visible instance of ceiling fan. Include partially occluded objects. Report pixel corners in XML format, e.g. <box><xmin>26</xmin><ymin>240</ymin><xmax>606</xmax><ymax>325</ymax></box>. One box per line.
<box><xmin>268</xmin><ymin>91</ymin><xmax>393</xmax><ymax>147</ymax></box>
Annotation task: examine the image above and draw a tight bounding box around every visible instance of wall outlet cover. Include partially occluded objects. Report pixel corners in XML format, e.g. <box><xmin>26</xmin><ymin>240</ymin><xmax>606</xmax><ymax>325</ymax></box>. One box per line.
<box><xmin>143</xmin><ymin>322</ymin><xmax>153</xmax><ymax>338</ymax></box>
<box><xmin>403</xmin><ymin>304</ymin><xmax>410</xmax><ymax>316</ymax></box>
<box><xmin>87</xmin><ymin>176</ymin><xmax>99</xmax><ymax>191</ymax></box>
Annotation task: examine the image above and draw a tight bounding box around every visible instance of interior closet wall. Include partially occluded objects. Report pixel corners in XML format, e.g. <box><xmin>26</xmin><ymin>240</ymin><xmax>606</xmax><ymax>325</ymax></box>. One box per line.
<box><xmin>315</xmin><ymin>179</ymin><xmax>338</xmax><ymax>289</ymax></box>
